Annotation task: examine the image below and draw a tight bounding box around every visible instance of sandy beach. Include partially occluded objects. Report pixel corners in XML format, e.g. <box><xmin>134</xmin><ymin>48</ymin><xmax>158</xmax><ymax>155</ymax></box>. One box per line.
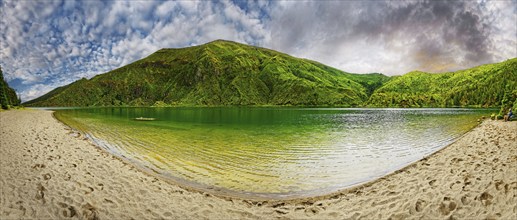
<box><xmin>1</xmin><ymin>109</ymin><xmax>516</xmax><ymax>219</ymax></box>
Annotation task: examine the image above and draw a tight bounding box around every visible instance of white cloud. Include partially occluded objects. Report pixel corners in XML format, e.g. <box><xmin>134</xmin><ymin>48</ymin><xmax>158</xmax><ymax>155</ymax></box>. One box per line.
<box><xmin>177</xmin><ymin>0</ymin><xmax>199</xmax><ymax>14</ymax></box>
<box><xmin>20</xmin><ymin>83</ymin><xmax>58</xmax><ymax>102</ymax></box>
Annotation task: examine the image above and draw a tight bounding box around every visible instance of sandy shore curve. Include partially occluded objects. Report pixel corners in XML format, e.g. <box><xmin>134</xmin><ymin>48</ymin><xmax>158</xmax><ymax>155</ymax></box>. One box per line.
<box><xmin>1</xmin><ymin>109</ymin><xmax>516</xmax><ymax>219</ymax></box>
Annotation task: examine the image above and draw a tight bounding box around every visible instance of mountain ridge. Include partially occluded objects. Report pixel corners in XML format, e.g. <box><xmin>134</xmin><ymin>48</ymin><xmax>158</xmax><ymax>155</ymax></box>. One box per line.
<box><xmin>24</xmin><ymin>40</ymin><xmax>389</xmax><ymax>107</ymax></box>
<box><xmin>23</xmin><ymin>40</ymin><xmax>516</xmax><ymax>109</ymax></box>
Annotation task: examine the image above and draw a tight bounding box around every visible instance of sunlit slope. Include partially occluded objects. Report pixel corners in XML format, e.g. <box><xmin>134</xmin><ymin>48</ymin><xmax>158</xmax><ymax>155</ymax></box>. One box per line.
<box><xmin>368</xmin><ymin>58</ymin><xmax>517</xmax><ymax>108</ymax></box>
<box><xmin>24</xmin><ymin>40</ymin><xmax>515</xmax><ymax>108</ymax></box>
<box><xmin>25</xmin><ymin>40</ymin><xmax>388</xmax><ymax>107</ymax></box>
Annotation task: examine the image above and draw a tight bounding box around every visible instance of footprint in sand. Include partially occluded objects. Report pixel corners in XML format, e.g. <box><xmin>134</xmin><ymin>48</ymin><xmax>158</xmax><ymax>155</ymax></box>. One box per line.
<box><xmin>35</xmin><ymin>183</ymin><xmax>46</xmax><ymax>204</ymax></box>
<box><xmin>304</xmin><ymin>207</ymin><xmax>321</xmax><ymax>216</ymax></box>
<box><xmin>81</xmin><ymin>203</ymin><xmax>98</xmax><ymax>220</ymax></box>
<box><xmin>461</xmin><ymin>194</ymin><xmax>471</xmax><ymax>205</ymax></box>
<box><xmin>478</xmin><ymin>192</ymin><xmax>493</xmax><ymax>206</ymax></box>
<box><xmin>57</xmin><ymin>202</ymin><xmax>77</xmax><ymax>218</ymax></box>
<box><xmin>494</xmin><ymin>180</ymin><xmax>505</xmax><ymax>191</ymax></box>
<box><xmin>474</xmin><ymin>163</ymin><xmax>481</xmax><ymax>171</ymax></box>
<box><xmin>32</xmin><ymin>164</ymin><xmax>46</xmax><ymax>170</ymax></box>
<box><xmin>415</xmin><ymin>199</ymin><xmax>426</xmax><ymax>212</ymax></box>
<box><xmin>103</xmin><ymin>198</ymin><xmax>119</xmax><ymax>208</ymax></box>
<box><xmin>275</xmin><ymin>209</ymin><xmax>289</xmax><ymax>215</ymax></box>
<box><xmin>450</xmin><ymin>158</ymin><xmax>464</xmax><ymax>164</ymax></box>
<box><xmin>63</xmin><ymin>173</ymin><xmax>71</xmax><ymax>181</ymax></box>
<box><xmin>83</xmin><ymin>186</ymin><xmax>94</xmax><ymax>195</ymax></box>
<box><xmin>163</xmin><ymin>211</ymin><xmax>173</xmax><ymax>218</ymax></box>
<box><xmin>438</xmin><ymin>197</ymin><xmax>458</xmax><ymax>216</ymax></box>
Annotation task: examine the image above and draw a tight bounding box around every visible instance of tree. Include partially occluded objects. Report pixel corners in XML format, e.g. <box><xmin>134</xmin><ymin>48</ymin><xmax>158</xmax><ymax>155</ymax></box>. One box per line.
<box><xmin>0</xmin><ymin>66</ymin><xmax>21</xmax><ymax>109</ymax></box>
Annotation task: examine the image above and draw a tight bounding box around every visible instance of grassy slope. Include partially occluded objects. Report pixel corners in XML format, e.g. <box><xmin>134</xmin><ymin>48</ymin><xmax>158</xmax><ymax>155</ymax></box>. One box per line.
<box><xmin>367</xmin><ymin>58</ymin><xmax>517</xmax><ymax>108</ymax></box>
<box><xmin>24</xmin><ymin>40</ymin><xmax>388</xmax><ymax>107</ymax></box>
<box><xmin>23</xmin><ymin>40</ymin><xmax>515</xmax><ymax>108</ymax></box>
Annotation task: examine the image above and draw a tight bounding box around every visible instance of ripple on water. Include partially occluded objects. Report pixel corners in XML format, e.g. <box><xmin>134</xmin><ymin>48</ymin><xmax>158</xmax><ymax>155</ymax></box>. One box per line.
<box><xmin>54</xmin><ymin>107</ymin><xmax>487</xmax><ymax>198</ymax></box>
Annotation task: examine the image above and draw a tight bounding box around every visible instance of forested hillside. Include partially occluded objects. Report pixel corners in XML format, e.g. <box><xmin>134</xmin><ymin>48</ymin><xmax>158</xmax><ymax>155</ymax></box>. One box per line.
<box><xmin>0</xmin><ymin>66</ymin><xmax>21</xmax><ymax>109</ymax></box>
<box><xmin>367</xmin><ymin>58</ymin><xmax>517</xmax><ymax>108</ymax></box>
<box><xmin>24</xmin><ymin>40</ymin><xmax>388</xmax><ymax>107</ymax></box>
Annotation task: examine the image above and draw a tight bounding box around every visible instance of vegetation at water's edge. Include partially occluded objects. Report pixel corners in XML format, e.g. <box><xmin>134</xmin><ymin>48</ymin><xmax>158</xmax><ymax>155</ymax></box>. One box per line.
<box><xmin>367</xmin><ymin>58</ymin><xmax>517</xmax><ymax>110</ymax></box>
<box><xmin>23</xmin><ymin>40</ymin><xmax>516</xmax><ymax>110</ymax></box>
<box><xmin>0</xmin><ymin>66</ymin><xmax>21</xmax><ymax>109</ymax></box>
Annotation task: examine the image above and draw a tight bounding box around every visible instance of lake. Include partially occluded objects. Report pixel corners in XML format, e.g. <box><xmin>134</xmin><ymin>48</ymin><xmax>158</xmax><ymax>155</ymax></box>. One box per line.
<box><xmin>54</xmin><ymin>107</ymin><xmax>489</xmax><ymax>199</ymax></box>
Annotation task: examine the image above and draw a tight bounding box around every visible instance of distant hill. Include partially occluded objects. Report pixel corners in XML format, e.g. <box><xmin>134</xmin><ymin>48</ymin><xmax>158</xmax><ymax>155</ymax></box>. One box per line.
<box><xmin>0</xmin><ymin>66</ymin><xmax>20</xmax><ymax>109</ymax></box>
<box><xmin>24</xmin><ymin>40</ymin><xmax>389</xmax><ymax>107</ymax></box>
<box><xmin>367</xmin><ymin>58</ymin><xmax>517</xmax><ymax>108</ymax></box>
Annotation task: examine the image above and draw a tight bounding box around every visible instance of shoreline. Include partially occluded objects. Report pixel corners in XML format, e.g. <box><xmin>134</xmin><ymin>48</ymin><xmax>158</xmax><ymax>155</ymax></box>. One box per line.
<box><xmin>1</xmin><ymin>109</ymin><xmax>516</xmax><ymax>219</ymax></box>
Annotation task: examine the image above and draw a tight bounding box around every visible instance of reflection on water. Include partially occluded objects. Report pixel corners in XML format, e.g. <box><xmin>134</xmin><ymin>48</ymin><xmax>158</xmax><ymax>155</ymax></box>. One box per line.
<box><xmin>54</xmin><ymin>107</ymin><xmax>488</xmax><ymax>198</ymax></box>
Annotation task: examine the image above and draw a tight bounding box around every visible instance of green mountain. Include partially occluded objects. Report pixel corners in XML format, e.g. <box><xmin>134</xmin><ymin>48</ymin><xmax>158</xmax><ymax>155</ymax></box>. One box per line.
<box><xmin>0</xmin><ymin>66</ymin><xmax>21</xmax><ymax>109</ymax></box>
<box><xmin>23</xmin><ymin>40</ymin><xmax>515</xmax><ymax>109</ymax></box>
<box><xmin>367</xmin><ymin>58</ymin><xmax>517</xmax><ymax>109</ymax></box>
<box><xmin>24</xmin><ymin>40</ymin><xmax>389</xmax><ymax>107</ymax></box>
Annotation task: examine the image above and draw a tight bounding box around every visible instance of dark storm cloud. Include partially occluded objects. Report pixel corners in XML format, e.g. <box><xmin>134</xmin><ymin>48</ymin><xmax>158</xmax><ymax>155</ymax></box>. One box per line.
<box><xmin>269</xmin><ymin>0</ymin><xmax>515</xmax><ymax>74</ymax></box>
<box><xmin>384</xmin><ymin>1</ymin><xmax>494</xmax><ymax>69</ymax></box>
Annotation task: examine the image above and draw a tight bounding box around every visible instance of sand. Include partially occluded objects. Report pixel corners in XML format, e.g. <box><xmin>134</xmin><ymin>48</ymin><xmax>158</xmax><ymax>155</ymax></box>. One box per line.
<box><xmin>1</xmin><ymin>109</ymin><xmax>516</xmax><ymax>219</ymax></box>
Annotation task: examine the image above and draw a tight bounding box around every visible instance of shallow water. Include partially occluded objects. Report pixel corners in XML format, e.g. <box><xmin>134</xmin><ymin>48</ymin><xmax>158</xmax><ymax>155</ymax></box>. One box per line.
<box><xmin>54</xmin><ymin>107</ymin><xmax>489</xmax><ymax>198</ymax></box>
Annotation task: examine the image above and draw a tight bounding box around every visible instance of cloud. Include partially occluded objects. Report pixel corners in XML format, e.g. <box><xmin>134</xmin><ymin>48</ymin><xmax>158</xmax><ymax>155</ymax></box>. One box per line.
<box><xmin>19</xmin><ymin>83</ymin><xmax>58</xmax><ymax>102</ymax></box>
<box><xmin>267</xmin><ymin>0</ymin><xmax>516</xmax><ymax>74</ymax></box>
<box><xmin>0</xmin><ymin>0</ymin><xmax>515</xmax><ymax>102</ymax></box>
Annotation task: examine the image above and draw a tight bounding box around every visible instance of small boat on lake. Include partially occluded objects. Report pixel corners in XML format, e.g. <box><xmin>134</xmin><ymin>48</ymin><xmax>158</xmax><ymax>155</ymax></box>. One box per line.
<box><xmin>134</xmin><ymin>117</ymin><xmax>156</xmax><ymax>121</ymax></box>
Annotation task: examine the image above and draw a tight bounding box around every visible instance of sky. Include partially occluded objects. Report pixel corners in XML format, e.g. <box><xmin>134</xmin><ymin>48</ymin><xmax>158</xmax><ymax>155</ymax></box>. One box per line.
<box><xmin>1</xmin><ymin>0</ymin><xmax>516</xmax><ymax>102</ymax></box>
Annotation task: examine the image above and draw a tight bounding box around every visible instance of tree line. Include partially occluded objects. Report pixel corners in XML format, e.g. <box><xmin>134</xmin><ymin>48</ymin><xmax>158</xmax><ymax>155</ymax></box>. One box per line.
<box><xmin>0</xmin><ymin>66</ymin><xmax>21</xmax><ymax>109</ymax></box>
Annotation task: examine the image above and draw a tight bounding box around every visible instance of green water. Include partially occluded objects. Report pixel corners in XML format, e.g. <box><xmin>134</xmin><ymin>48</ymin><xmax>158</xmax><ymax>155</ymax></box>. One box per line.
<box><xmin>54</xmin><ymin>107</ymin><xmax>489</xmax><ymax>198</ymax></box>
